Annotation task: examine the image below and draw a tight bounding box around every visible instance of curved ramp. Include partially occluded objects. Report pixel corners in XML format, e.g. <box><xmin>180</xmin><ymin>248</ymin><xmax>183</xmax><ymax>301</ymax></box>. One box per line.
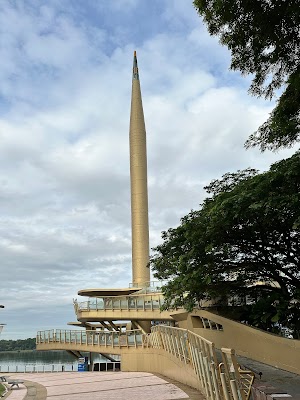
<box><xmin>37</xmin><ymin>326</ymin><xmax>253</xmax><ymax>400</ymax></box>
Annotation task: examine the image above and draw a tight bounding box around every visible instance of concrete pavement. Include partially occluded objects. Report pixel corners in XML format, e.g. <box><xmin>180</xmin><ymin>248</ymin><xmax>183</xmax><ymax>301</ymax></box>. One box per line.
<box><xmin>4</xmin><ymin>372</ymin><xmax>204</xmax><ymax>400</ymax></box>
<box><xmin>238</xmin><ymin>355</ymin><xmax>300</xmax><ymax>399</ymax></box>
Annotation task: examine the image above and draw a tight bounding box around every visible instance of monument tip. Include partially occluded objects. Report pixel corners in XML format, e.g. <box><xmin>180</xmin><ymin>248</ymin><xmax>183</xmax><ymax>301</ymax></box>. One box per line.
<box><xmin>132</xmin><ymin>51</ymin><xmax>139</xmax><ymax>80</ymax></box>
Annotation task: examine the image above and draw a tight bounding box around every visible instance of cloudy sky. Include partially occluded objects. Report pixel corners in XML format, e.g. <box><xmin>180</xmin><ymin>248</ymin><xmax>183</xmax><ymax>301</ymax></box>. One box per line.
<box><xmin>0</xmin><ymin>0</ymin><xmax>298</xmax><ymax>339</ymax></box>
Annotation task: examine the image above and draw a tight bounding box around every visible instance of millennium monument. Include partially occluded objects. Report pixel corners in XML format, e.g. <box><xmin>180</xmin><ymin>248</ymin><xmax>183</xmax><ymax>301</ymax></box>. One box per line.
<box><xmin>36</xmin><ymin>53</ymin><xmax>300</xmax><ymax>400</ymax></box>
<box><xmin>129</xmin><ymin>51</ymin><xmax>150</xmax><ymax>287</ymax></box>
<box><xmin>74</xmin><ymin>51</ymin><xmax>168</xmax><ymax>334</ymax></box>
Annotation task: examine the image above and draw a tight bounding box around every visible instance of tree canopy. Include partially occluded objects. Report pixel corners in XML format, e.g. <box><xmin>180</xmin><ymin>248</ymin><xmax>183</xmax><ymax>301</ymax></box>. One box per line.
<box><xmin>193</xmin><ymin>0</ymin><xmax>300</xmax><ymax>151</ymax></box>
<box><xmin>151</xmin><ymin>151</ymin><xmax>300</xmax><ymax>337</ymax></box>
<box><xmin>0</xmin><ymin>337</ymin><xmax>36</xmax><ymax>351</ymax></box>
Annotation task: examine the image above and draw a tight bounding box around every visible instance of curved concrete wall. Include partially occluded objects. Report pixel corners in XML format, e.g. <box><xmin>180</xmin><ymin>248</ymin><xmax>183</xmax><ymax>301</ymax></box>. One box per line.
<box><xmin>182</xmin><ymin>310</ymin><xmax>300</xmax><ymax>375</ymax></box>
<box><xmin>121</xmin><ymin>348</ymin><xmax>202</xmax><ymax>392</ymax></box>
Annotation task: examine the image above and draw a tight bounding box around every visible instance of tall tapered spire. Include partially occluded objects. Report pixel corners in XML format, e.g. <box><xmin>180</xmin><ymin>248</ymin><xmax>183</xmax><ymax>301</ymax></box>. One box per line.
<box><xmin>133</xmin><ymin>50</ymin><xmax>139</xmax><ymax>80</ymax></box>
<box><xmin>129</xmin><ymin>51</ymin><xmax>150</xmax><ymax>286</ymax></box>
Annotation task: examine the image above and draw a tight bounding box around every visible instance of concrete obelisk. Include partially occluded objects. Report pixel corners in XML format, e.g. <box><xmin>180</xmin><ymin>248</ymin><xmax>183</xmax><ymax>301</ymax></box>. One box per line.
<box><xmin>129</xmin><ymin>51</ymin><xmax>150</xmax><ymax>287</ymax></box>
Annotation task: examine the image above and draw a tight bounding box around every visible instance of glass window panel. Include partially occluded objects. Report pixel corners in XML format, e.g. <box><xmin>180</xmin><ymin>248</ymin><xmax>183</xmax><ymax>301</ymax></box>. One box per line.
<box><xmin>106</xmin><ymin>333</ymin><xmax>112</xmax><ymax>344</ymax></box>
<box><xmin>152</xmin><ymin>300</ymin><xmax>160</xmax><ymax>309</ymax></box>
<box><xmin>99</xmin><ymin>333</ymin><xmax>105</xmax><ymax>345</ymax></box>
<box><xmin>144</xmin><ymin>301</ymin><xmax>151</xmax><ymax>309</ymax></box>
<box><xmin>127</xmin><ymin>333</ymin><xmax>135</xmax><ymax>345</ymax></box>
<box><xmin>104</xmin><ymin>299</ymin><xmax>112</xmax><ymax>309</ymax></box>
<box><xmin>76</xmin><ymin>332</ymin><xmax>82</xmax><ymax>342</ymax></box>
<box><xmin>121</xmin><ymin>299</ymin><xmax>128</xmax><ymax>309</ymax></box>
<box><xmin>96</xmin><ymin>298</ymin><xmax>104</xmax><ymax>309</ymax></box>
<box><xmin>113</xmin><ymin>299</ymin><xmax>120</xmax><ymax>309</ymax></box>
<box><xmin>129</xmin><ymin>299</ymin><xmax>136</xmax><ymax>309</ymax></box>
<box><xmin>136</xmin><ymin>299</ymin><xmax>143</xmax><ymax>309</ymax></box>
<box><xmin>113</xmin><ymin>333</ymin><xmax>119</xmax><ymax>345</ymax></box>
<box><xmin>135</xmin><ymin>334</ymin><xmax>142</xmax><ymax>345</ymax></box>
<box><xmin>89</xmin><ymin>301</ymin><xmax>96</xmax><ymax>310</ymax></box>
<box><xmin>93</xmin><ymin>334</ymin><xmax>98</xmax><ymax>344</ymax></box>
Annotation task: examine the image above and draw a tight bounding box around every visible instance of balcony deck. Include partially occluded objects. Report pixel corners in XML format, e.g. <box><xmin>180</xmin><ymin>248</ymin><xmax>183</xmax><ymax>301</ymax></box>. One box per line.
<box><xmin>74</xmin><ymin>294</ymin><xmax>174</xmax><ymax>322</ymax></box>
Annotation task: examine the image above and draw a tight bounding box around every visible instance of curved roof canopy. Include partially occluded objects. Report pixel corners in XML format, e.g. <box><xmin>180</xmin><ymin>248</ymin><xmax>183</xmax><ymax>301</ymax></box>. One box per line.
<box><xmin>78</xmin><ymin>288</ymin><xmax>141</xmax><ymax>297</ymax></box>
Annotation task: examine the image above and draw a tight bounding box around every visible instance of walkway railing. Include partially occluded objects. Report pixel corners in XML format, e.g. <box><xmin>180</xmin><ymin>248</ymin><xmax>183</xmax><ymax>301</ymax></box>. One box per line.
<box><xmin>36</xmin><ymin>329</ymin><xmax>143</xmax><ymax>348</ymax></box>
<box><xmin>0</xmin><ymin>362</ymin><xmax>120</xmax><ymax>373</ymax></box>
<box><xmin>74</xmin><ymin>294</ymin><xmax>166</xmax><ymax>313</ymax></box>
<box><xmin>0</xmin><ymin>364</ymin><xmax>76</xmax><ymax>373</ymax></box>
<box><xmin>129</xmin><ymin>280</ymin><xmax>169</xmax><ymax>293</ymax></box>
<box><xmin>145</xmin><ymin>325</ymin><xmax>254</xmax><ymax>400</ymax></box>
<box><xmin>36</xmin><ymin>326</ymin><xmax>254</xmax><ymax>400</ymax></box>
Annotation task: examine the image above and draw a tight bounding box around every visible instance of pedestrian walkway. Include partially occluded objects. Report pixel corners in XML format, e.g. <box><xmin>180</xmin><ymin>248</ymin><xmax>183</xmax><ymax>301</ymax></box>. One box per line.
<box><xmin>4</xmin><ymin>372</ymin><xmax>204</xmax><ymax>400</ymax></box>
<box><xmin>238</xmin><ymin>355</ymin><xmax>300</xmax><ymax>399</ymax></box>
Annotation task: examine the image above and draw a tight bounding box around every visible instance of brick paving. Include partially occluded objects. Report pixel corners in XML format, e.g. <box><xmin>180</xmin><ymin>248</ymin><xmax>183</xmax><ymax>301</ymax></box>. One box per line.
<box><xmin>6</xmin><ymin>372</ymin><xmax>200</xmax><ymax>399</ymax></box>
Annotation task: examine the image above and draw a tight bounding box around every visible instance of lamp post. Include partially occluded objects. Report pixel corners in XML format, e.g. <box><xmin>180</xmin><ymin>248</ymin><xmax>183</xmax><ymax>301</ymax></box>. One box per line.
<box><xmin>0</xmin><ymin>305</ymin><xmax>5</xmax><ymax>335</ymax></box>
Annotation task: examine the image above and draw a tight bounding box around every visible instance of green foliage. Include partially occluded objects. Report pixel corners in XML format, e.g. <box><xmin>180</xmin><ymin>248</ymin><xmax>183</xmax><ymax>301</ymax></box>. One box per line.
<box><xmin>246</xmin><ymin>69</ymin><xmax>300</xmax><ymax>150</ymax></box>
<box><xmin>0</xmin><ymin>383</ymin><xmax>5</xmax><ymax>396</ymax></box>
<box><xmin>0</xmin><ymin>337</ymin><xmax>36</xmax><ymax>351</ymax></box>
<box><xmin>193</xmin><ymin>0</ymin><xmax>300</xmax><ymax>151</ymax></box>
<box><xmin>151</xmin><ymin>151</ymin><xmax>300</xmax><ymax>337</ymax></box>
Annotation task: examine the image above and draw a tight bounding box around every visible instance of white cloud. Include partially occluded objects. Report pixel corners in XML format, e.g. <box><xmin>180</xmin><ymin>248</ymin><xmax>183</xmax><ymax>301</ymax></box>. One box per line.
<box><xmin>0</xmin><ymin>0</ymin><xmax>298</xmax><ymax>339</ymax></box>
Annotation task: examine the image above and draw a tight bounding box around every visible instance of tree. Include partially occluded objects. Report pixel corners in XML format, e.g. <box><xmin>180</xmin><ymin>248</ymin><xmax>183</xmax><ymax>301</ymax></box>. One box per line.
<box><xmin>193</xmin><ymin>0</ymin><xmax>300</xmax><ymax>151</ymax></box>
<box><xmin>0</xmin><ymin>337</ymin><xmax>36</xmax><ymax>351</ymax></box>
<box><xmin>150</xmin><ymin>151</ymin><xmax>300</xmax><ymax>337</ymax></box>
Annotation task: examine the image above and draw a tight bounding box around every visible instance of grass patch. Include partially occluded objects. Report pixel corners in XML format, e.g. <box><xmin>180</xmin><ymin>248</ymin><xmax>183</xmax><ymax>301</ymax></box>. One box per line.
<box><xmin>0</xmin><ymin>383</ymin><xmax>6</xmax><ymax>396</ymax></box>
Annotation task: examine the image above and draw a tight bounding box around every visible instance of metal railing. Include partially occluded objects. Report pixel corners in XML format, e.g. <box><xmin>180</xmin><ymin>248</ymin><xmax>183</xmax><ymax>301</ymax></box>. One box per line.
<box><xmin>219</xmin><ymin>348</ymin><xmax>255</xmax><ymax>400</ymax></box>
<box><xmin>129</xmin><ymin>280</ymin><xmax>169</xmax><ymax>292</ymax></box>
<box><xmin>36</xmin><ymin>325</ymin><xmax>254</xmax><ymax>399</ymax></box>
<box><xmin>0</xmin><ymin>362</ymin><xmax>121</xmax><ymax>373</ymax></box>
<box><xmin>145</xmin><ymin>325</ymin><xmax>254</xmax><ymax>400</ymax></box>
<box><xmin>73</xmin><ymin>294</ymin><xmax>166</xmax><ymax>313</ymax></box>
<box><xmin>36</xmin><ymin>329</ymin><xmax>143</xmax><ymax>348</ymax></box>
<box><xmin>0</xmin><ymin>364</ymin><xmax>76</xmax><ymax>373</ymax></box>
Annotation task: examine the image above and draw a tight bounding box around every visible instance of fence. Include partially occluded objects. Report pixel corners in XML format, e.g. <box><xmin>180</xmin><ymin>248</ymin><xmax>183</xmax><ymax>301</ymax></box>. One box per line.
<box><xmin>73</xmin><ymin>294</ymin><xmax>165</xmax><ymax>313</ymax></box>
<box><xmin>36</xmin><ymin>325</ymin><xmax>254</xmax><ymax>399</ymax></box>
<box><xmin>36</xmin><ymin>329</ymin><xmax>144</xmax><ymax>348</ymax></box>
<box><xmin>129</xmin><ymin>280</ymin><xmax>169</xmax><ymax>293</ymax></box>
<box><xmin>146</xmin><ymin>325</ymin><xmax>254</xmax><ymax>400</ymax></box>
<box><xmin>0</xmin><ymin>362</ymin><xmax>121</xmax><ymax>373</ymax></box>
<box><xmin>0</xmin><ymin>364</ymin><xmax>75</xmax><ymax>373</ymax></box>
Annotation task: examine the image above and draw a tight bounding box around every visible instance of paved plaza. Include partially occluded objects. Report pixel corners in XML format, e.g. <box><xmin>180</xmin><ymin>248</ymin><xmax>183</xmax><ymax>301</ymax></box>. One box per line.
<box><xmin>3</xmin><ymin>371</ymin><xmax>203</xmax><ymax>400</ymax></box>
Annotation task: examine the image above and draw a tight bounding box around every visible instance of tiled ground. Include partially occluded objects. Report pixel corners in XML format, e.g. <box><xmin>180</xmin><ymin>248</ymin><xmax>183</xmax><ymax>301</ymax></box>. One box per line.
<box><xmin>7</xmin><ymin>372</ymin><xmax>192</xmax><ymax>400</ymax></box>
